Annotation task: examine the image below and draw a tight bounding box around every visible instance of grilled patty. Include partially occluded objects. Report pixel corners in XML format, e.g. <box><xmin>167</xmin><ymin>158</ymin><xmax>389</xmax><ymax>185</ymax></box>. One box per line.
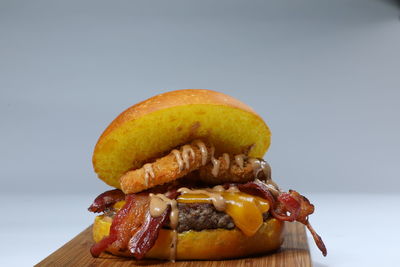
<box><xmin>172</xmin><ymin>203</ymin><xmax>269</xmax><ymax>233</ymax></box>
<box><xmin>175</xmin><ymin>203</ymin><xmax>234</xmax><ymax>232</ymax></box>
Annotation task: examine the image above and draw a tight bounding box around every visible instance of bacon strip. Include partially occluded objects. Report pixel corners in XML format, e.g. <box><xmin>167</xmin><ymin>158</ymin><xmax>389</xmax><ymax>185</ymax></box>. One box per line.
<box><xmin>90</xmin><ymin>234</ymin><xmax>117</xmax><ymax>258</ymax></box>
<box><xmin>274</xmin><ymin>190</ymin><xmax>313</xmax><ymax>223</ymax></box>
<box><xmin>90</xmin><ymin>189</ymin><xmax>180</xmax><ymax>258</ymax></box>
<box><xmin>128</xmin><ymin>207</ymin><xmax>170</xmax><ymax>259</ymax></box>
<box><xmin>90</xmin><ymin>194</ymin><xmax>149</xmax><ymax>257</ymax></box>
<box><xmin>128</xmin><ymin>190</ymin><xmax>180</xmax><ymax>259</ymax></box>
<box><xmin>306</xmin><ymin>221</ymin><xmax>327</xmax><ymax>256</ymax></box>
<box><xmin>88</xmin><ymin>189</ymin><xmax>125</xmax><ymax>213</ymax></box>
<box><xmin>238</xmin><ymin>181</ymin><xmax>327</xmax><ymax>256</ymax></box>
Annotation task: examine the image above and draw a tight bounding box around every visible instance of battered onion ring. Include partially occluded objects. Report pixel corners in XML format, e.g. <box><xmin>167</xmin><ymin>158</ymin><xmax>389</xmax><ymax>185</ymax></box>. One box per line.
<box><xmin>120</xmin><ymin>141</ymin><xmax>272</xmax><ymax>194</ymax></box>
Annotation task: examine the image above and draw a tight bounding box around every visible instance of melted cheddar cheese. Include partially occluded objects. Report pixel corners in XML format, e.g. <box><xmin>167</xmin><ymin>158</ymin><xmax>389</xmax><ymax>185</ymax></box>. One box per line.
<box><xmin>113</xmin><ymin>201</ymin><xmax>126</xmax><ymax>210</ymax></box>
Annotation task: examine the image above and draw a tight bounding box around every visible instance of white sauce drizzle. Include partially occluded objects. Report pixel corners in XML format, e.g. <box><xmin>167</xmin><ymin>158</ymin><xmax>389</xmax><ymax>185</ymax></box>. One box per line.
<box><xmin>177</xmin><ymin>187</ymin><xmax>226</xmax><ymax>211</ymax></box>
<box><xmin>211</xmin><ymin>185</ymin><xmax>225</xmax><ymax>192</ymax></box>
<box><xmin>249</xmin><ymin>158</ymin><xmax>270</xmax><ymax>179</ymax></box>
<box><xmin>226</xmin><ymin>185</ymin><xmax>240</xmax><ymax>193</ymax></box>
<box><xmin>149</xmin><ymin>193</ymin><xmax>179</xmax><ymax>262</ymax></box>
<box><xmin>222</xmin><ymin>153</ymin><xmax>230</xmax><ymax>168</ymax></box>
<box><xmin>170</xmin><ymin>230</ymin><xmax>177</xmax><ymax>262</ymax></box>
<box><xmin>248</xmin><ymin>158</ymin><xmax>262</xmax><ymax>178</ymax></box>
<box><xmin>265</xmin><ymin>183</ymin><xmax>280</xmax><ymax>197</ymax></box>
<box><xmin>143</xmin><ymin>163</ymin><xmax>155</xmax><ymax>186</ymax></box>
<box><xmin>260</xmin><ymin>160</ymin><xmax>271</xmax><ymax>180</ymax></box>
<box><xmin>235</xmin><ymin>154</ymin><xmax>245</xmax><ymax>169</ymax></box>
<box><xmin>172</xmin><ymin>149</ymin><xmax>184</xmax><ymax>172</ymax></box>
<box><xmin>210</xmin><ymin>146</ymin><xmax>221</xmax><ymax>177</ymax></box>
<box><xmin>211</xmin><ymin>161</ymin><xmax>221</xmax><ymax>177</ymax></box>
<box><xmin>181</xmin><ymin>145</ymin><xmax>195</xmax><ymax>170</ymax></box>
<box><xmin>195</xmin><ymin>140</ymin><xmax>208</xmax><ymax>166</ymax></box>
<box><xmin>149</xmin><ymin>194</ymin><xmax>179</xmax><ymax>229</ymax></box>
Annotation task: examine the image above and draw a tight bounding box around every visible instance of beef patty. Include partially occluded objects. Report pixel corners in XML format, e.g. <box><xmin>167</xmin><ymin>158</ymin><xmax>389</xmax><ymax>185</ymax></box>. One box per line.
<box><xmin>171</xmin><ymin>203</ymin><xmax>269</xmax><ymax>233</ymax></box>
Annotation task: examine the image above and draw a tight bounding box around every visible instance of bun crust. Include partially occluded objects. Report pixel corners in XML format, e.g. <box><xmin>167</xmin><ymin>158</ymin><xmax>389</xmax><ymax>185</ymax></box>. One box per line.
<box><xmin>93</xmin><ymin>89</ymin><xmax>271</xmax><ymax>189</ymax></box>
<box><xmin>92</xmin><ymin>215</ymin><xmax>284</xmax><ymax>260</ymax></box>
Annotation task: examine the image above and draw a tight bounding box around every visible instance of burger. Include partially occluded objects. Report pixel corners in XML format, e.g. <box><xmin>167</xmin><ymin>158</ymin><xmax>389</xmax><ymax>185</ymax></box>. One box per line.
<box><xmin>88</xmin><ymin>89</ymin><xmax>327</xmax><ymax>261</ymax></box>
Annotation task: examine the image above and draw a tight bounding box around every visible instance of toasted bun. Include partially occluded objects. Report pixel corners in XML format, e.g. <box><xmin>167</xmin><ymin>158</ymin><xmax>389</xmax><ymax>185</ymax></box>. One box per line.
<box><xmin>93</xmin><ymin>89</ymin><xmax>271</xmax><ymax>188</ymax></box>
<box><xmin>93</xmin><ymin>215</ymin><xmax>284</xmax><ymax>260</ymax></box>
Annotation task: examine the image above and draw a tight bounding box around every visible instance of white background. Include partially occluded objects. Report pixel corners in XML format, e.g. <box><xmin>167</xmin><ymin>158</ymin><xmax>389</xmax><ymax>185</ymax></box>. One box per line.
<box><xmin>1</xmin><ymin>0</ymin><xmax>399</xmax><ymax>266</ymax></box>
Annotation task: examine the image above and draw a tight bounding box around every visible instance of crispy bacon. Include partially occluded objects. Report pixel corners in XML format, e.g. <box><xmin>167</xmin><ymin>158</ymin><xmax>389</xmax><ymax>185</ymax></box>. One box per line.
<box><xmin>273</xmin><ymin>190</ymin><xmax>313</xmax><ymax>223</ymax></box>
<box><xmin>274</xmin><ymin>190</ymin><xmax>327</xmax><ymax>256</ymax></box>
<box><xmin>306</xmin><ymin>221</ymin><xmax>327</xmax><ymax>256</ymax></box>
<box><xmin>90</xmin><ymin>234</ymin><xmax>117</xmax><ymax>258</ymax></box>
<box><xmin>128</xmin><ymin>207</ymin><xmax>170</xmax><ymax>259</ymax></box>
<box><xmin>128</xmin><ymin>190</ymin><xmax>180</xmax><ymax>259</ymax></box>
<box><xmin>88</xmin><ymin>189</ymin><xmax>125</xmax><ymax>213</ymax></box>
<box><xmin>90</xmin><ymin>189</ymin><xmax>179</xmax><ymax>258</ymax></box>
<box><xmin>90</xmin><ymin>194</ymin><xmax>149</xmax><ymax>257</ymax></box>
<box><xmin>238</xmin><ymin>181</ymin><xmax>327</xmax><ymax>256</ymax></box>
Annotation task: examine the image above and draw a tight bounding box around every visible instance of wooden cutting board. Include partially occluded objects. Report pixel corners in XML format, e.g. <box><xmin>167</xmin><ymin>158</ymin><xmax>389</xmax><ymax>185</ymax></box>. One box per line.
<box><xmin>36</xmin><ymin>222</ymin><xmax>311</xmax><ymax>266</ymax></box>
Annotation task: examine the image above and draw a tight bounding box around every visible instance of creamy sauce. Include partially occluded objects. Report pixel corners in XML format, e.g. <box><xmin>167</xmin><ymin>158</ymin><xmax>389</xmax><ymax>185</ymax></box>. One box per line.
<box><xmin>210</xmin><ymin>146</ymin><xmax>221</xmax><ymax>177</ymax></box>
<box><xmin>222</xmin><ymin>153</ymin><xmax>230</xmax><ymax>167</ymax></box>
<box><xmin>248</xmin><ymin>158</ymin><xmax>272</xmax><ymax>180</ymax></box>
<box><xmin>143</xmin><ymin>163</ymin><xmax>155</xmax><ymax>186</ymax></box>
<box><xmin>172</xmin><ymin>149</ymin><xmax>184</xmax><ymax>172</ymax></box>
<box><xmin>195</xmin><ymin>140</ymin><xmax>208</xmax><ymax>166</ymax></box>
<box><xmin>267</xmin><ymin>178</ymin><xmax>279</xmax><ymax>189</ymax></box>
<box><xmin>246</xmin><ymin>159</ymin><xmax>279</xmax><ymax>194</ymax></box>
<box><xmin>211</xmin><ymin>184</ymin><xmax>239</xmax><ymax>193</ymax></box>
<box><xmin>149</xmin><ymin>193</ymin><xmax>179</xmax><ymax>229</ymax></box>
<box><xmin>264</xmin><ymin>175</ymin><xmax>281</xmax><ymax>196</ymax></box>
<box><xmin>211</xmin><ymin>157</ymin><xmax>221</xmax><ymax>177</ymax></box>
<box><xmin>260</xmin><ymin>160</ymin><xmax>271</xmax><ymax>180</ymax></box>
<box><xmin>170</xmin><ymin>230</ymin><xmax>177</xmax><ymax>262</ymax></box>
<box><xmin>149</xmin><ymin>193</ymin><xmax>179</xmax><ymax>262</ymax></box>
<box><xmin>173</xmin><ymin>140</ymin><xmax>208</xmax><ymax>173</ymax></box>
<box><xmin>177</xmin><ymin>187</ymin><xmax>226</xmax><ymax>211</ymax></box>
<box><xmin>149</xmin><ymin>193</ymin><xmax>168</xmax><ymax>217</ymax></box>
<box><xmin>226</xmin><ymin>185</ymin><xmax>240</xmax><ymax>193</ymax></box>
<box><xmin>248</xmin><ymin>158</ymin><xmax>262</xmax><ymax>178</ymax></box>
<box><xmin>181</xmin><ymin>145</ymin><xmax>195</xmax><ymax>170</ymax></box>
<box><xmin>265</xmin><ymin>183</ymin><xmax>280</xmax><ymax>197</ymax></box>
<box><xmin>234</xmin><ymin>154</ymin><xmax>245</xmax><ymax>169</ymax></box>
<box><xmin>211</xmin><ymin>185</ymin><xmax>225</xmax><ymax>192</ymax></box>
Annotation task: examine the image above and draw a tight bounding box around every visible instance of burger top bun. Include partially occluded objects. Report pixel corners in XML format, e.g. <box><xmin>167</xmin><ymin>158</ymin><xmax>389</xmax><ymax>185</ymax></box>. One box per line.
<box><xmin>93</xmin><ymin>89</ymin><xmax>271</xmax><ymax>188</ymax></box>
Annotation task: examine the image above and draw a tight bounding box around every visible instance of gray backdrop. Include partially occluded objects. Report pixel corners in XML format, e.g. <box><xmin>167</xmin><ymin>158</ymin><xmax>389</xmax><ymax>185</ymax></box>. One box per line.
<box><xmin>1</xmin><ymin>0</ymin><xmax>399</xmax><ymax>195</ymax></box>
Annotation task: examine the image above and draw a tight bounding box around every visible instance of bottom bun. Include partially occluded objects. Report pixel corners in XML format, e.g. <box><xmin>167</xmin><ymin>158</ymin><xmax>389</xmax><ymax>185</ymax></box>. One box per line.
<box><xmin>92</xmin><ymin>215</ymin><xmax>284</xmax><ymax>260</ymax></box>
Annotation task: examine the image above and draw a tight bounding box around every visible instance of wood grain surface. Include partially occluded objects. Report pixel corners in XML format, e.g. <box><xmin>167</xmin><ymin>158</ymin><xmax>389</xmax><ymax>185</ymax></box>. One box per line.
<box><xmin>36</xmin><ymin>222</ymin><xmax>311</xmax><ymax>266</ymax></box>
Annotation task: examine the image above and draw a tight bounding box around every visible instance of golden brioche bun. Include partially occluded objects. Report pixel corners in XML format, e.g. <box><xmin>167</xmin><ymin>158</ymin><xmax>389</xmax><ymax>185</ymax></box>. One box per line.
<box><xmin>93</xmin><ymin>89</ymin><xmax>271</xmax><ymax>188</ymax></box>
<box><xmin>92</xmin><ymin>215</ymin><xmax>284</xmax><ymax>260</ymax></box>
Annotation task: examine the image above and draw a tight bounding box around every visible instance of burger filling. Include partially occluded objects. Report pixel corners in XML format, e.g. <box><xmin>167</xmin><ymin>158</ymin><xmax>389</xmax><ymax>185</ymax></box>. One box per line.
<box><xmin>100</xmin><ymin>197</ymin><xmax>270</xmax><ymax>233</ymax></box>
<box><xmin>88</xmin><ymin>140</ymin><xmax>327</xmax><ymax>260</ymax></box>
